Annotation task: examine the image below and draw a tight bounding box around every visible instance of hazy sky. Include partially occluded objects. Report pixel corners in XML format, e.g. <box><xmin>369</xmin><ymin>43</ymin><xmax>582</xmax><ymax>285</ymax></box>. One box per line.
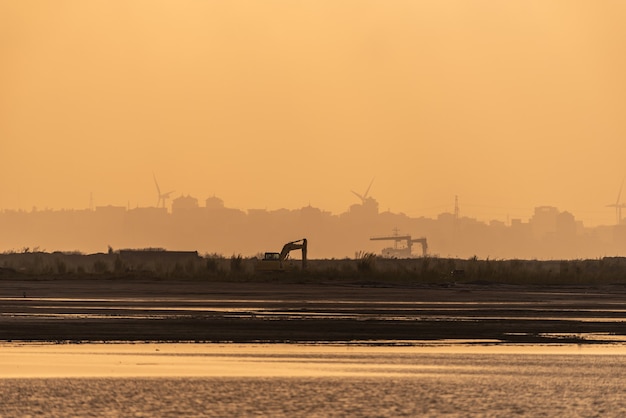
<box><xmin>2</xmin><ymin>1</ymin><xmax>625</xmax><ymax>225</ymax></box>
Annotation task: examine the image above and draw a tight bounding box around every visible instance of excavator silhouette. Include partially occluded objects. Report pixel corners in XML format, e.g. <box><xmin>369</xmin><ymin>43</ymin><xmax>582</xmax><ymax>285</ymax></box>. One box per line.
<box><xmin>255</xmin><ymin>239</ymin><xmax>308</xmax><ymax>273</ymax></box>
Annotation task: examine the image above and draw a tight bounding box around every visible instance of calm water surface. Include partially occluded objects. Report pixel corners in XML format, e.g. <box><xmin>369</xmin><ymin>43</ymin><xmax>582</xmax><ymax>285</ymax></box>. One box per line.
<box><xmin>2</xmin><ymin>343</ymin><xmax>626</xmax><ymax>417</ymax></box>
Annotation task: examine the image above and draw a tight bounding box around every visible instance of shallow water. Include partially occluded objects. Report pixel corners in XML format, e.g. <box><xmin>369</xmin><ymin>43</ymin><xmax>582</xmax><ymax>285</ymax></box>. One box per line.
<box><xmin>2</xmin><ymin>343</ymin><xmax>626</xmax><ymax>416</ymax></box>
<box><xmin>5</xmin><ymin>296</ymin><xmax>626</xmax><ymax>323</ymax></box>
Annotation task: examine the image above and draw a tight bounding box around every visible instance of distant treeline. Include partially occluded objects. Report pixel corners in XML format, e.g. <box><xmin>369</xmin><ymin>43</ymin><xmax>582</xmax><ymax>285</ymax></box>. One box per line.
<box><xmin>1</xmin><ymin>250</ymin><xmax>626</xmax><ymax>285</ymax></box>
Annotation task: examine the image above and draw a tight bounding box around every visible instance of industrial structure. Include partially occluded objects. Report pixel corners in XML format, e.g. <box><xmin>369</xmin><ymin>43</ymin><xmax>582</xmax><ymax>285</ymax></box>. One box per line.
<box><xmin>370</xmin><ymin>232</ymin><xmax>428</xmax><ymax>258</ymax></box>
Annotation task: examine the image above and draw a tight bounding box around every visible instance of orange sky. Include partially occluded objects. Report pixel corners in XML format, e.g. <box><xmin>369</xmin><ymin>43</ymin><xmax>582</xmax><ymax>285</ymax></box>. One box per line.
<box><xmin>2</xmin><ymin>1</ymin><xmax>625</xmax><ymax>226</ymax></box>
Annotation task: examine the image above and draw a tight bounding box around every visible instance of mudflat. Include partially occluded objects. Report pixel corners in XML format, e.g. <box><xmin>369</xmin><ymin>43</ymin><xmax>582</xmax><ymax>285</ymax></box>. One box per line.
<box><xmin>2</xmin><ymin>275</ymin><xmax>626</xmax><ymax>344</ymax></box>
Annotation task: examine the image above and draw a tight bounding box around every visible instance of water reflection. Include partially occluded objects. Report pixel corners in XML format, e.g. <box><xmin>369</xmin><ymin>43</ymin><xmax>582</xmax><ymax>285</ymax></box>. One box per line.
<box><xmin>2</xmin><ymin>343</ymin><xmax>626</xmax><ymax>416</ymax></box>
<box><xmin>4</xmin><ymin>296</ymin><xmax>626</xmax><ymax>324</ymax></box>
<box><xmin>3</xmin><ymin>342</ymin><xmax>626</xmax><ymax>378</ymax></box>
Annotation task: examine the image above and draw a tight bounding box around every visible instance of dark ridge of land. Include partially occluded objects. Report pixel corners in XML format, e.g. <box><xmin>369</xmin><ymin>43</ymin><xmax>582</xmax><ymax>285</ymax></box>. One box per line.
<box><xmin>3</xmin><ymin>252</ymin><xmax>626</xmax><ymax>286</ymax></box>
<box><xmin>2</xmin><ymin>274</ymin><xmax>626</xmax><ymax>344</ymax></box>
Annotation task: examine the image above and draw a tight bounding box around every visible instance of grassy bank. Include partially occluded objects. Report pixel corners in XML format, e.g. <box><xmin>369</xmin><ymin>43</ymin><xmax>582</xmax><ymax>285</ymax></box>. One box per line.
<box><xmin>1</xmin><ymin>251</ymin><xmax>626</xmax><ymax>286</ymax></box>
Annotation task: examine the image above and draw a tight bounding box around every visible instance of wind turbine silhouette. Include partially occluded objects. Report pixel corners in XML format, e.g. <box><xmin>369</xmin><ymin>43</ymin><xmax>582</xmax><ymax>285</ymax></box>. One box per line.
<box><xmin>351</xmin><ymin>178</ymin><xmax>375</xmax><ymax>204</ymax></box>
<box><xmin>607</xmin><ymin>178</ymin><xmax>626</xmax><ymax>225</ymax></box>
<box><xmin>153</xmin><ymin>174</ymin><xmax>174</xmax><ymax>209</ymax></box>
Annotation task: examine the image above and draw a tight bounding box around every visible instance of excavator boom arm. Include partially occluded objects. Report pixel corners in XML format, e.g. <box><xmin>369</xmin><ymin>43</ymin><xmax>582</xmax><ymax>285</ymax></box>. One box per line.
<box><xmin>279</xmin><ymin>238</ymin><xmax>308</xmax><ymax>269</ymax></box>
<box><xmin>280</xmin><ymin>239</ymin><xmax>307</xmax><ymax>259</ymax></box>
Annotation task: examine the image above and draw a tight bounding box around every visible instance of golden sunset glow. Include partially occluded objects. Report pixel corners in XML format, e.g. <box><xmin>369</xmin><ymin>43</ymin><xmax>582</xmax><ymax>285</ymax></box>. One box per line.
<box><xmin>2</xmin><ymin>1</ymin><xmax>626</xmax><ymax>226</ymax></box>
<box><xmin>3</xmin><ymin>5</ymin><xmax>626</xmax><ymax>413</ymax></box>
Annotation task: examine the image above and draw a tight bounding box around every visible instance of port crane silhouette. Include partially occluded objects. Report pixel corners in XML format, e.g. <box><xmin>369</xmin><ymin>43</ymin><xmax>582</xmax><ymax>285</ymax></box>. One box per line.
<box><xmin>370</xmin><ymin>230</ymin><xmax>428</xmax><ymax>258</ymax></box>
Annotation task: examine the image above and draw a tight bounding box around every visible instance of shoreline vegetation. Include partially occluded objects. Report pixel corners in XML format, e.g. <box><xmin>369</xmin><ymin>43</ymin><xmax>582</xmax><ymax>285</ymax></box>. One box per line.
<box><xmin>2</xmin><ymin>251</ymin><xmax>626</xmax><ymax>345</ymax></box>
<box><xmin>1</xmin><ymin>250</ymin><xmax>626</xmax><ymax>285</ymax></box>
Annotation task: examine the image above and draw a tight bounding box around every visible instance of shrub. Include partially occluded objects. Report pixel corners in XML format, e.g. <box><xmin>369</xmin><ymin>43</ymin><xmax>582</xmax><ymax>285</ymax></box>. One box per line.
<box><xmin>55</xmin><ymin>258</ymin><xmax>67</xmax><ymax>274</ymax></box>
<box><xmin>356</xmin><ymin>252</ymin><xmax>377</xmax><ymax>272</ymax></box>
<box><xmin>114</xmin><ymin>256</ymin><xmax>124</xmax><ymax>273</ymax></box>
<box><xmin>93</xmin><ymin>260</ymin><xmax>109</xmax><ymax>273</ymax></box>
<box><xmin>230</xmin><ymin>254</ymin><xmax>243</xmax><ymax>272</ymax></box>
<box><xmin>206</xmin><ymin>257</ymin><xmax>220</xmax><ymax>273</ymax></box>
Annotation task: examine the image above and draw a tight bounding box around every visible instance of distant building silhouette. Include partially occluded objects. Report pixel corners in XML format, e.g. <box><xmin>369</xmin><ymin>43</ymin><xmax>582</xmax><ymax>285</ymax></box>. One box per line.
<box><xmin>530</xmin><ymin>206</ymin><xmax>560</xmax><ymax>241</ymax></box>
<box><xmin>205</xmin><ymin>196</ymin><xmax>224</xmax><ymax>209</ymax></box>
<box><xmin>172</xmin><ymin>195</ymin><xmax>199</xmax><ymax>212</ymax></box>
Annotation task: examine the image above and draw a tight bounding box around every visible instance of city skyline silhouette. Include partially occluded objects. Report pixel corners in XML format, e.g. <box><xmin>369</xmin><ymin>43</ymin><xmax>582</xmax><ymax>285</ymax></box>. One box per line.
<box><xmin>1</xmin><ymin>191</ymin><xmax>624</xmax><ymax>260</ymax></box>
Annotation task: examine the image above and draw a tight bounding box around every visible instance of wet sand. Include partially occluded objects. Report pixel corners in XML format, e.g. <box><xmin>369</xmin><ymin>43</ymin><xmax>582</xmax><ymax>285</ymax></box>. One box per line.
<box><xmin>2</xmin><ymin>275</ymin><xmax>626</xmax><ymax>344</ymax></box>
